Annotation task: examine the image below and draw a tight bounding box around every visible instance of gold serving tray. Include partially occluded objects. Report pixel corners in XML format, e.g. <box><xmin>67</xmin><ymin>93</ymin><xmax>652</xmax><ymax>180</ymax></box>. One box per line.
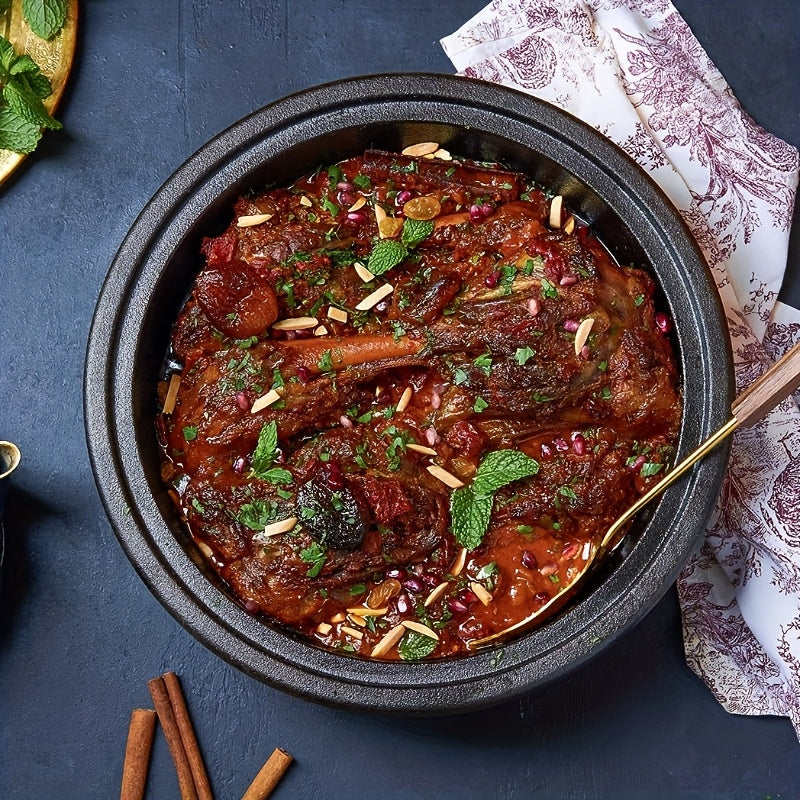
<box><xmin>0</xmin><ymin>0</ymin><xmax>77</xmax><ymax>186</ymax></box>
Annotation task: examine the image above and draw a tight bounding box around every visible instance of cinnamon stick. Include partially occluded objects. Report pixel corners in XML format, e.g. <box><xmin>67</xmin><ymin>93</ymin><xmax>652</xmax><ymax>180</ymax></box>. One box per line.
<box><xmin>162</xmin><ymin>671</ymin><xmax>214</xmax><ymax>800</ymax></box>
<box><xmin>240</xmin><ymin>748</ymin><xmax>293</xmax><ymax>800</ymax></box>
<box><xmin>147</xmin><ymin>676</ymin><xmax>199</xmax><ymax>800</ymax></box>
<box><xmin>120</xmin><ymin>708</ymin><xmax>157</xmax><ymax>800</ymax></box>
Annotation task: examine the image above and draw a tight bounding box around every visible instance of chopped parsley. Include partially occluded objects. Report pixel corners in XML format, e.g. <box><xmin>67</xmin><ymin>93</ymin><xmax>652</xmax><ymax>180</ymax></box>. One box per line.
<box><xmin>299</xmin><ymin>542</ymin><xmax>326</xmax><ymax>577</ymax></box>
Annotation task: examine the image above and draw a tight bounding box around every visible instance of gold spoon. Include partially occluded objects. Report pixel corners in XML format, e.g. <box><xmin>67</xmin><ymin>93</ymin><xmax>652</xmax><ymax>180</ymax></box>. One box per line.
<box><xmin>469</xmin><ymin>340</ymin><xmax>800</xmax><ymax>649</ymax></box>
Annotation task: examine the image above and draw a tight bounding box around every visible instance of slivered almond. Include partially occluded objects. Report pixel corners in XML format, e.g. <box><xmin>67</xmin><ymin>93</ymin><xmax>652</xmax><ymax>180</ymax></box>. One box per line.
<box><xmin>196</xmin><ymin>540</ymin><xmax>214</xmax><ymax>559</ymax></box>
<box><xmin>402</xmin><ymin>141</ymin><xmax>439</xmax><ymax>157</ymax></box>
<box><xmin>250</xmin><ymin>388</ymin><xmax>282</xmax><ymax>413</ymax></box>
<box><xmin>326</xmin><ymin>306</ymin><xmax>348</xmax><ymax>324</ymax></box>
<box><xmin>348</xmin><ymin>614</ymin><xmax>367</xmax><ymax>628</ymax></box>
<box><xmin>162</xmin><ymin>373</ymin><xmax>181</xmax><ymax>414</ymax></box>
<box><xmin>261</xmin><ymin>516</ymin><xmax>297</xmax><ymax>537</ymax></box>
<box><xmin>316</xmin><ymin>622</ymin><xmax>333</xmax><ymax>635</ymax></box>
<box><xmin>236</xmin><ymin>212</ymin><xmax>273</xmax><ymax>227</ymax></box>
<box><xmin>402</xmin><ymin>620</ymin><xmax>439</xmax><ymax>640</ymax></box>
<box><xmin>374</xmin><ymin>204</ymin><xmax>387</xmax><ymax>234</ymax></box>
<box><xmin>299</xmin><ymin>195</ymin><xmax>313</xmax><ymax>207</ymax></box>
<box><xmin>433</xmin><ymin>148</ymin><xmax>452</xmax><ymax>161</ymax></box>
<box><xmin>426</xmin><ymin>464</ymin><xmax>464</xmax><ymax>489</ymax></box>
<box><xmin>470</xmin><ymin>581</ymin><xmax>493</xmax><ymax>606</ymax></box>
<box><xmin>573</xmin><ymin>317</ymin><xmax>595</xmax><ymax>356</ymax></box>
<box><xmin>549</xmin><ymin>194</ymin><xmax>563</xmax><ymax>228</ymax></box>
<box><xmin>563</xmin><ymin>215</ymin><xmax>576</xmax><ymax>235</ymax></box>
<box><xmin>354</xmin><ymin>261</ymin><xmax>375</xmax><ymax>282</ymax></box>
<box><xmin>272</xmin><ymin>316</ymin><xmax>318</xmax><ymax>331</ymax></box>
<box><xmin>340</xmin><ymin>626</ymin><xmax>364</xmax><ymax>640</ymax></box>
<box><xmin>407</xmin><ymin>443</ymin><xmax>437</xmax><ymax>456</ymax></box>
<box><xmin>395</xmin><ymin>386</ymin><xmax>413</xmax><ymax>413</ymax></box>
<box><xmin>449</xmin><ymin>547</ymin><xmax>468</xmax><ymax>577</ymax></box>
<box><xmin>375</xmin><ymin>384</ymin><xmax>384</xmax><ymax>398</ymax></box>
<box><xmin>347</xmin><ymin>606</ymin><xmax>388</xmax><ymax>617</ymax></box>
<box><xmin>422</xmin><ymin>153</ymin><xmax>435</xmax><ymax>160</ymax></box>
<box><xmin>313</xmin><ymin>325</ymin><xmax>328</xmax><ymax>336</ymax></box>
<box><xmin>355</xmin><ymin>283</ymin><xmax>393</xmax><ymax>311</ymax></box>
<box><xmin>330</xmin><ymin>612</ymin><xmax>346</xmax><ymax>624</ymax></box>
<box><xmin>370</xmin><ymin>624</ymin><xmax>405</xmax><ymax>658</ymax></box>
<box><xmin>581</xmin><ymin>541</ymin><xmax>592</xmax><ymax>560</ymax></box>
<box><xmin>424</xmin><ymin>581</ymin><xmax>450</xmax><ymax>607</ymax></box>
<box><xmin>347</xmin><ymin>196</ymin><xmax>366</xmax><ymax>212</ymax></box>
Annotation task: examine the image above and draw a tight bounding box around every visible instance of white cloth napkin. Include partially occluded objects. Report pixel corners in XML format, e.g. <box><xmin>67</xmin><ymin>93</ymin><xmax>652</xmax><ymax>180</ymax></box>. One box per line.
<box><xmin>442</xmin><ymin>0</ymin><xmax>800</xmax><ymax>735</ymax></box>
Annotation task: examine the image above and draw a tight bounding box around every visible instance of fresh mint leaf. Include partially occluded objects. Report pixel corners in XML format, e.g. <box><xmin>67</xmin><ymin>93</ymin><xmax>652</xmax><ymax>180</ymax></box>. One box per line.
<box><xmin>3</xmin><ymin>79</ymin><xmax>61</xmax><ymax>129</ymax></box>
<box><xmin>471</xmin><ymin>449</ymin><xmax>540</xmax><ymax>495</ymax></box>
<box><xmin>260</xmin><ymin>467</ymin><xmax>293</xmax><ymax>485</ymax></box>
<box><xmin>367</xmin><ymin>239</ymin><xmax>407</xmax><ymax>276</ymax></box>
<box><xmin>0</xmin><ymin>106</ymin><xmax>40</xmax><ymax>153</ymax></box>
<box><xmin>299</xmin><ymin>542</ymin><xmax>326</xmax><ymax>577</ymax></box>
<box><xmin>9</xmin><ymin>54</ymin><xmax>39</xmax><ymax>75</ymax></box>
<box><xmin>22</xmin><ymin>0</ymin><xmax>68</xmax><ymax>40</ymax></box>
<box><xmin>401</xmin><ymin>218</ymin><xmax>433</xmax><ymax>248</ymax></box>
<box><xmin>398</xmin><ymin>630</ymin><xmax>437</xmax><ymax>661</ymax></box>
<box><xmin>251</xmin><ymin>420</ymin><xmax>278</xmax><ymax>477</ymax></box>
<box><xmin>450</xmin><ymin>449</ymin><xmax>540</xmax><ymax>550</ymax></box>
<box><xmin>450</xmin><ymin>486</ymin><xmax>493</xmax><ymax>550</ymax></box>
<box><xmin>640</xmin><ymin>462</ymin><xmax>664</xmax><ymax>478</ymax></box>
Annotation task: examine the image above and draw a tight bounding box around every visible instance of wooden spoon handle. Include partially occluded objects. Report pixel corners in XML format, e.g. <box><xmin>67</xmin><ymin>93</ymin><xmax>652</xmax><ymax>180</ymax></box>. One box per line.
<box><xmin>732</xmin><ymin>341</ymin><xmax>800</xmax><ymax>428</ymax></box>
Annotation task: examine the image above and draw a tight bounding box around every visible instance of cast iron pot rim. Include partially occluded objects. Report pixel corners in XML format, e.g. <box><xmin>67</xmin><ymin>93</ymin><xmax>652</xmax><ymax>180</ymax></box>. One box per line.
<box><xmin>85</xmin><ymin>73</ymin><xmax>732</xmax><ymax>714</ymax></box>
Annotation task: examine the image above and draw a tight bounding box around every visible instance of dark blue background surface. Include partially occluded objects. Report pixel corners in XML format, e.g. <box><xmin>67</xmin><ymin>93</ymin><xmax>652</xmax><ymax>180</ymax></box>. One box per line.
<box><xmin>1</xmin><ymin>2</ymin><xmax>798</xmax><ymax>798</ymax></box>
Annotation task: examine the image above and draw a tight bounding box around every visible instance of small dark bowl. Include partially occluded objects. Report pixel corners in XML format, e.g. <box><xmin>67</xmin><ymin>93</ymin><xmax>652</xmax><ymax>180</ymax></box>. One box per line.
<box><xmin>85</xmin><ymin>74</ymin><xmax>732</xmax><ymax>713</ymax></box>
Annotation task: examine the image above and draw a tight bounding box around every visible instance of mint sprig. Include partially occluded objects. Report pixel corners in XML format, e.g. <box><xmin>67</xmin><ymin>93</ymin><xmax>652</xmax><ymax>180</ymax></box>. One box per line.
<box><xmin>450</xmin><ymin>449</ymin><xmax>540</xmax><ymax>549</ymax></box>
<box><xmin>366</xmin><ymin>217</ymin><xmax>434</xmax><ymax>276</ymax></box>
<box><xmin>22</xmin><ymin>0</ymin><xmax>68</xmax><ymax>41</ymax></box>
<box><xmin>0</xmin><ymin>35</ymin><xmax>61</xmax><ymax>154</ymax></box>
<box><xmin>250</xmin><ymin>420</ymin><xmax>292</xmax><ymax>485</ymax></box>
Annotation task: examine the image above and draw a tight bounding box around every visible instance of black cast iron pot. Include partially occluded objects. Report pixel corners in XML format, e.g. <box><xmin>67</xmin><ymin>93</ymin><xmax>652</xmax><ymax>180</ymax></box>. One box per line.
<box><xmin>85</xmin><ymin>74</ymin><xmax>732</xmax><ymax>713</ymax></box>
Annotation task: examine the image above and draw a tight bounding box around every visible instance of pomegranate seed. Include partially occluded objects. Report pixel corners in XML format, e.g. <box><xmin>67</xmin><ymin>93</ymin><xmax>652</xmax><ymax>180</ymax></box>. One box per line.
<box><xmin>559</xmin><ymin>274</ymin><xmax>578</xmax><ymax>287</ymax></box>
<box><xmin>244</xmin><ymin>600</ymin><xmax>259</xmax><ymax>613</ymax></box>
<box><xmin>539</xmin><ymin>562</ymin><xmax>558</xmax><ymax>577</ymax></box>
<box><xmin>562</xmin><ymin>542</ymin><xmax>580</xmax><ymax>559</ymax></box>
<box><xmin>521</xmin><ymin>550</ymin><xmax>538</xmax><ymax>569</ymax></box>
<box><xmin>339</xmin><ymin>415</ymin><xmax>353</xmax><ymax>429</ymax></box>
<box><xmin>655</xmin><ymin>312</ymin><xmax>672</xmax><ymax>334</ymax></box>
<box><xmin>336</xmin><ymin>181</ymin><xmax>353</xmax><ymax>192</ymax></box>
<box><xmin>338</xmin><ymin>190</ymin><xmax>355</xmax><ymax>206</ymax></box>
<box><xmin>563</xmin><ymin>319</ymin><xmax>580</xmax><ymax>333</ymax></box>
<box><xmin>572</xmin><ymin>433</ymin><xmax>586</xmax><ymax>455</ymax></box>
<box><xmin>481</xmin><ymin>203</ymin><xmax>493</xmax><ymax>217</ymax></box>
<box><xmin>235</xmin><ymin>391</ymin><xmax>250</xmax><ymax>410</ymax></box>
<box><xmin>629</xmin><ymin>455</ymin><xmax>647</xmax><ymax>471</ymax></box>
<box><xmin>469</xmin><ymin>204</ymin><xmax>486</xmax><ymax>222</ymax></box>
<box><xmin>580</xmin><ymin>345</ymin><xmax>590</xmax><ymax>360</ymax></box>
<box><xmin>554</xmin><ymin>437</ymin><xmax>569</xmax><ymax>452</ymax></box>
<box><xmin>403</xmin><ymin>576</ymin><xmax>425</xmax><ymax>593</ymax></box>
<box><xmin>346</xmin><ymin>211</ymin><xmax>365</xmax><ymax>223</ymax></box>
<box><xmin>448</xmin><ymin>598</ymin><xmax>469</xmax><ymax>615</ymax></box>
<box><xmin>534</xmin><ymin>592</ymin><xmax>550</xmax><ymax>604</ymax></box>
<box><xmin>396</xmin><ymin>190</ymin><xmax>412</xmax><ymax>206</ymax></box>
<box><xmin>459</xmin><ymin>589</ymin><xmax>478</xmax><ymax>605</ymax></box>
<box><xmin>541</xmin><ymin>443</ymin><xmax>552</xmax><ymax>457</ymax></box>
<box><xmin>233</xmin><ymin>456</ymin><xmax>247</xmax><ymax>474</ymax></box>
<box><xmin>484</xmin><ymin>270</ymin><xmax>501</xmax><ymax>288</ymax></box>
<box><xmin>396</xmin><ymin>594</ymin><xmax>411</xmax><ymax>614</ymax></box>
<box><xmin>527</xmin><ymin>297</ymin><xmax>541</xmax><ymax>316</ymax></box>
<box><xmin>296</xmin><ymin>366</ymin><xmax>311</xmax><ymax>383</ymax></box>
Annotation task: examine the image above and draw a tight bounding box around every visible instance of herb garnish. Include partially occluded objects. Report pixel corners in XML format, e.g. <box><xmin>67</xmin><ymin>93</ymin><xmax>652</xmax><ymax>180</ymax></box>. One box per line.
<box><xmin>398</xmin><ymin>631</ymin><xmax>437</xmax><ymax>661</ymax></box>
<box><xmin>0</xmin><ymin>34</ymin><xmax>63</xmax><ymax>154</ymax></box>
<box><xmin>450</xmin><ymin>450</ymin><xmax>540</xmax><ymax>549</ymax></box>
<box><xmin>250</xmin><ymin>421</ymin><xmax>293</xmax><ymax>485</ymax></box>
<box><xmin>367</xmin><ymin>217</ymin><xmax>434</xmax><ymax>276</ymax></box>
<box><xmin>299</xmin><ymin>542</ymin><xmax>326</xmax><ymax>577</ymax></box>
